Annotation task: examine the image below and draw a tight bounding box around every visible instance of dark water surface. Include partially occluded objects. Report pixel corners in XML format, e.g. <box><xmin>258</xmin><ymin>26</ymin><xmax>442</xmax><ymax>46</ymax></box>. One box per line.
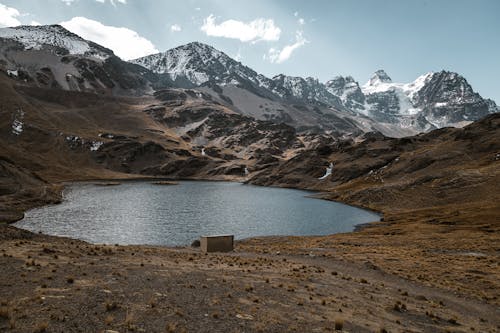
<box><xmin>15</xmin><ymin>181</ymin><xmax>380</xmax><ymax>246</ymax></box>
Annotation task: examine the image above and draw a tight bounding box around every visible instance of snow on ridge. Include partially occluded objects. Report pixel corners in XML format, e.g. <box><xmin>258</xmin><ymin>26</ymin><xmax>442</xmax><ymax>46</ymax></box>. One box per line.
<box><xmin>11</xmin><ymin>109</ymin><xmax>24</xmax><ymax>136</ymax></box>
<box><xmin>362</xmin><ymin>72</ymin><xmax>433</xmax><ymax>95</ymax></box>
<box><xmin>360</xmin><ymin>72</ymin><xmax>434</xmax><ymax>115</ymax></box>
<box><xmin>131</xmin><ymin>42</ymin><xmax>230</xmax><ymax>85</ymax></box>
<box><xmin>0</xmin><ymin>25</ymin><xmax>109</xmax><ymax>59</ymax></box>
<box><xmin>402</xmin><ymin>72</ymin><xmax>434</xmax><ymax>100</ymax></box>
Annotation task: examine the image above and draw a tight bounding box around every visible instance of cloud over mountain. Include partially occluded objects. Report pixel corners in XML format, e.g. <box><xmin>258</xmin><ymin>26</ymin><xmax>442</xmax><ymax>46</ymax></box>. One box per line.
<box><xmin>60</xmin><ymin>16</ymin><xmax>158</xmax><ymax>60</ymax></box>
<box><xmin>0</xmin><ymin>3</ymin><xmax>21</xmax><ymax>27</ymax></box>
<box><xmin>201</xmin><ymin>14</ymin><xmax>281</xmax><ymax>43</ymax></box>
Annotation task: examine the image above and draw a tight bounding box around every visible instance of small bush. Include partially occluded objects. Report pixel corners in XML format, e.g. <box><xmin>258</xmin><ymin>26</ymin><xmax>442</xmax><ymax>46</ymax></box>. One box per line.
<box><xmin>105</xmin><ymin>301</ymin><xmax>119</xmax><ymax>311</ymax></box>
<box><xmin>34</xmin><ymin>321</ymin><xmax>49</xmax><ymax>333</ymax></box>
<box><xmin>0</xmin><ymin>306</ymin><xmax>10</xmax><ymax>319</ymax></box>
<box><xmin>104</xmin><ymin>315</ymin><xmax>114</xmax><ymax>325</ymax></box>
<box><xmin>334</xmin><ymin>318</ymin><xmax>344</xmax><ymax>330</ymax></box>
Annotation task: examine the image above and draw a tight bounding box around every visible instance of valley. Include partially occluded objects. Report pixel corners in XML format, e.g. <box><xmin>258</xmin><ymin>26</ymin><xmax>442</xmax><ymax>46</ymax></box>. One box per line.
<box><xmin>0</xmin><ymin>23</ymin><xmax>499</xmax><ymax>332</ymax></box>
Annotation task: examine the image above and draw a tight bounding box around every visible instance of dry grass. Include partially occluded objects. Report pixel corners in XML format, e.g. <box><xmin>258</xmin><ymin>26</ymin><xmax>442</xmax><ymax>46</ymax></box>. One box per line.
<box><xmin>34</xmin><ymin>321</ymin><xmax>49</xmax><ymax>333</ymax></box>
<box><xmin>334</xmin><ymin>318</ymin><xmax>344</xmax><ymax>330</ymax></box>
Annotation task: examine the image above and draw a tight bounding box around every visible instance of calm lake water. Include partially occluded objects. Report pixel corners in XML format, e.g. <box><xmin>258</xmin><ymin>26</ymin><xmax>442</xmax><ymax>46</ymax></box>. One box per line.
<box><xmin>15</xmin><ymin>181</ymin><xmax>379</xmax><ymax>246</ymax></box>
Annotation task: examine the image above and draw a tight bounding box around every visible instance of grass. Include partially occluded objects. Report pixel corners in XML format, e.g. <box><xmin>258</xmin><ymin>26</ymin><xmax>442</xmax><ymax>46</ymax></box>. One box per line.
<box><xmin>104</xmin><ymin>315</ymin><xmax>114</xmax><ymax>325</ymax></box>
<box><xmin>34</xmin><ymin>321</ymin><xmax>49</xmax><ymax>333</ymax></box>
<box><xmin>125</xmin><ymin>311</ymin><xmax>136</xmax><ymax>330</ymax></box>
<box><xmin>105</xmin><ymin>300</ymin><xmax>119</xmax><ymax>311</ymax></box>
<box><xmin>334</xmin><ymin>318</ymin><xmax>344</xmax><ymax>330</ymax></box>
<box><xmin>0</xmin><ymin>306</ymin><xmax>10</xmax><ymax>319</ymax></box>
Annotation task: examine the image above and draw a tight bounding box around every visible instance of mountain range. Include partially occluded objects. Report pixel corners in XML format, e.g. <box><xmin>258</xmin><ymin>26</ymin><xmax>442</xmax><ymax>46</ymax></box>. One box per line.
<box><xmin>131</xmin><ymin>42</ymin><xmax>498</xmax><ymax>136</ymax></box>
<box><xmin>1</xmin><ymin>18</ymin><xmax>500</xmax><ymax>333</ymax></box>
<box><xmin>1</xmin><ymin>24</ymin><xmax>497</xmax><ymax>138</ymax></box>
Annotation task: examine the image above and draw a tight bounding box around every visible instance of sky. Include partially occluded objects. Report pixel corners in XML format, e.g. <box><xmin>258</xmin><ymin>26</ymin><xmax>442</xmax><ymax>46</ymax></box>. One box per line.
<box><xmin>1</xmin><ymin>0</ymin><xmax>499</xmax><ymax>102</ymax></box>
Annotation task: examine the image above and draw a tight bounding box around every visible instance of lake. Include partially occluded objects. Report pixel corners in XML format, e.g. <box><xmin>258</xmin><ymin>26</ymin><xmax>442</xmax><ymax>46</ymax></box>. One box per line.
<box><xmin>15</xmin><ymin>181</ymin><xmax>380</xmax><ymax>246</ymax></box>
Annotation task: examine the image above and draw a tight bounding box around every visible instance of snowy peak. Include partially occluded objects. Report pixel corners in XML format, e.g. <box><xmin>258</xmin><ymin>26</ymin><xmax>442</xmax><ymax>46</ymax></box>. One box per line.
<box><xmin>0</xmin><ymin>24</ymin><xmax>112</xmax><ymax>59</ymax></box>
<box><xmin>325</xmin><ymin>76</ymin><xmax>365</xmax><ymax>111</ymax></box>
<box><xmin>270</xmin><ymin>74</ymin><xmax>341</xmax><ymax>106</ymax></box>
<box><xmin>0</xmin><ymin>24</ymin><xmax>152</xmax><ymax>95</ymax></box>
<box><xmin>413</xmin><ymin>70</ymin><xmax>477</xmax><ymax>105</ymax></box>
<box><xmin>366</xmin><ymin>69</ymin><xmax>392</xmax><ymax>86</ymax></box>
<box><xmin>131</xmin><ymin>41</ymin><xmax>256</xmax><ymax>86</ymax></box>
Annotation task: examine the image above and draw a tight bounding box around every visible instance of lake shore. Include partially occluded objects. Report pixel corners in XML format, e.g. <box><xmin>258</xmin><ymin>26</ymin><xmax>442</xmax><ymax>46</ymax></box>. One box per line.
<box><xmin>15</xmin><ymin>180</ymin><xmax>379</xmax><ymax>246</ymax></box>
<box><xmin>1</xmin><ymin>177</ymin><xmax>499</xmax><ymax>332</ymax></box>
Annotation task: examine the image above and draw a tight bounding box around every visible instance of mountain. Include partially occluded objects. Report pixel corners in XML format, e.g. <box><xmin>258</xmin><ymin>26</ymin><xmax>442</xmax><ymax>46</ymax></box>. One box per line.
<box><xmin>131</xmin><ymin>43</ymin><xmax>408</xmax><ymax>137</ymax></box>
<box><xmin>130</xmin><ymin>42</ymin><xmax>272</xmax><ymax>93</ymax></box>
<box><xmin>133</xmin><ymin>43</ymin><xmax>498</xmax><ymax>136</ymax></box>
<box><xmin>1</xmin><ymin>25</ymin><xmax>497</xmax><ymax>137</ymax></box>
<box><xmin>358</xmin><ymin>69</ymin><xmax>498</xmax><ymax>130</ymax></box>
<box><xmin>248</xmin><ymin>111</ymin><xmax>500</xmax><ymax>211</ymax></box>
<box><xmin>0</xmin><ymin>24</ymin><xmax>158</xmax><ymax>95</ymax></box>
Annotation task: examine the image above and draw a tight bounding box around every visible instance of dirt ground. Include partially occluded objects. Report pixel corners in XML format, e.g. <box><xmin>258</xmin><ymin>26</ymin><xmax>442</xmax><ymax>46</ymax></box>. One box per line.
<box><xmin>0</xmin><ymin>218</ymin><xmax>499</xmax><ymax>333</ymax></box>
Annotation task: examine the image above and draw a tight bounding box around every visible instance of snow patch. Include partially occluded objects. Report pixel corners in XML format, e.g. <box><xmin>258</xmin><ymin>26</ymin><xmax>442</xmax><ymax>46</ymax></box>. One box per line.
<box><xmin>11</xmin><ymin>109</ymin><xmax>24</xmax><ymax>135</ymax></box>
<box><xmin>0</xmin><ymin>25</ymin><xmax>109</xmax><ymax>59</ymax></box>
<box><xmin>362</xmin><ymin>72</ymin><xmax>433</xmax><ymax>116</ymax></box>
<box><xmin>434</xmin><ymin>102</ymin><xmax>448</xmax><ymax>107</ymax></box>
<box><xmin>318</xmin><ymin>163</ymin><xmax>333</xmax><ymax>180</ymax></box>
<box><xmin>90</xmin><ymin>141</ymin><xmax>103</xmax><ymax>151</ymax></box>
<box><xmin>7</xmin><ymin>69</ymin><xmax>18</xmax><ymax>77</ymax></box>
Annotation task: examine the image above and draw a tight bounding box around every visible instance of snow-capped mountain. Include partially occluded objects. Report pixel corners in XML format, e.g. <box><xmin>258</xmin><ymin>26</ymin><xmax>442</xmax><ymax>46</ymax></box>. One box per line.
<box><xmin>131</xmin><ymin>42</ymin><xmax>272</xmax><ymax>90</ymax></box>
<box><xmin>133</xmin><ymin>42</ymin><xmax>498</xmax><ymax>135</ymax></box>
<box><xmin>1</xmin><ymin>26</ymin><xmax>497</xmax><ymax>136</ymax></box>
<box><xmin>0</xmin><ymin>24</ymin><xmax>152</xmax><ymax>95</ymax></box>
<box><xmin>133</xmin><ymin>43</ymin><xmax>342</xmax><ymax>106</ymax></box>
<box><xmin>0</xmin><ymin>25</ymin><xmax>111</xmax><ymax>59</ymax></box>
<box><xmin>325</xmin><ymin>76</ymin><xmax>365</xmax><ymax>111</ymax></box>
<box><xmin>358</xmin><ymin>70</ymin><xmax>497</xmax><ymax>129</ymax></box>
<box><xmin>268</xmin><ymin>74</ymin><xmax>342</xmax><ymax>107</ymax></box>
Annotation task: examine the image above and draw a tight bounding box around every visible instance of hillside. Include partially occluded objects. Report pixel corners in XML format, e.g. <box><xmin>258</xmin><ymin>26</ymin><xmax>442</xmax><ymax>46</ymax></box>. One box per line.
<box><xmin>0</xmin><ymin>22</ymin><xmax>499</xmax><ymax>333</ymax></box>
<box><xmin>133</xmin><ymin>42</ymin><xmax>498</xmax><ymax>135</ymax></box>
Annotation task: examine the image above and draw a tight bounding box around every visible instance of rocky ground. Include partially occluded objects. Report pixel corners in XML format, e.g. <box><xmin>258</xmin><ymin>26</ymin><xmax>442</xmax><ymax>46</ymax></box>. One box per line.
<box><xmin>1</xmin><ymin>73</ymin><xmax>499</xmax><ymax>332</ymax></box>
<box><xmin>0</xmin><ymin>224</ymin><xmax>499</xmax><ymax>333</ymax></box>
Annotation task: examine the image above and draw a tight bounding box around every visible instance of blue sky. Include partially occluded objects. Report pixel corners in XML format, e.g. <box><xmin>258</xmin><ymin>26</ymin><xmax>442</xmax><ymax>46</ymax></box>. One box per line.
<box><xmin>1</xmin><ymin>0</ymin><xmax>499</xmax><ymax>102</ymax></box>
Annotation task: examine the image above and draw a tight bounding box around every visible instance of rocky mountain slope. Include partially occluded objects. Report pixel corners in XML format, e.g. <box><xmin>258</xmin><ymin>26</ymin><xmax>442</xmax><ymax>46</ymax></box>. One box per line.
<box><xmin>0</xmin><ymin>25</ymin><xmax>161</xmax><ymax>95</ymax></box>
<box><xmin>1</xmin><ymin>24</ymin><xmax>499</xmax><ymax>224</ymax></box>
<box><xmin>0</xmin><ymin>68</ymin><xmax>328</xmax><ymax>221</ymax></box>
<box><xmin>133</xmin><ymin>43</ymin><xmax>498</xmax><ymax>136</ymax></box>
<box><xmin>2</xmin><ymin>25</ymin><xmax>496</xmax><ymax>137</ymax></box>
<box><xmin>359</xmin><ymin>70</ymin><xmax>498</xmax><ymax>130</ymax></box>
<box><xmin>248</xmin><ymin>112</ymin><xmax>500</xmax><ymax>215</ymax></box>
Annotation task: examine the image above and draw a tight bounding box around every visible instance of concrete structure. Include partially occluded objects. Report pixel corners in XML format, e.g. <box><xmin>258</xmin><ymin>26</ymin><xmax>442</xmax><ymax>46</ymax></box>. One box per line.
<box><xmin>200</xmin><ymin>235</ymin><xmax>234</xmax><ymax>253</ymax></box>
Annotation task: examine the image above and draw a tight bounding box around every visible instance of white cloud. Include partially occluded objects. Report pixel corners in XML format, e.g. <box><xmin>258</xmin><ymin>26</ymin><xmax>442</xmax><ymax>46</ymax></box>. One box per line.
<box><xmin>60</xmin><ymin>17</ymin><xmax>158</xmax><ymax>60</ymax></box>
<box><xmin>267</xmin><ymin>31</ymin><xmax>308</xmax><ymax>64</ymax></box>
<box><xmin>201</xmin><ymin>14</ymin><xmax>280</xmax><ymax>43</ymax></box>
<box><xmin>170</xmin><ymin>24</ymin><xmax>181</xmax><ymax>32</ymax></box>
<box><xmin>298</xmin><ymin>18</ymin><xmax>305</xmax><ymax>25</ymax></box>
<box><xmin>0</xmin><ymin>3</ymin><xmax>21</xmax><ymax>27</ymax></box>
<box><xmin>61</xmin><ymin>0</ymin><xmax>77</xmax><ymax>5</ymax></box>
<box><xmin>30</xmin><ymin>20</ymin><xmax>41</xmax><ymax>26</ymax></box>
<box><xmin>95</xmin><ymin>0</ymin><xmax>127</xmax><ymax>5</ymax></box>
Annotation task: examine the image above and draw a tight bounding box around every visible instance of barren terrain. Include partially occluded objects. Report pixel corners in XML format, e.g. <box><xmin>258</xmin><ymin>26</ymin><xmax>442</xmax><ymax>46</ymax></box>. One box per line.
<box><xmin>1</xmin><ymin>72</ymin><xmax>499</xmax><ymax>332</ymax></box>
